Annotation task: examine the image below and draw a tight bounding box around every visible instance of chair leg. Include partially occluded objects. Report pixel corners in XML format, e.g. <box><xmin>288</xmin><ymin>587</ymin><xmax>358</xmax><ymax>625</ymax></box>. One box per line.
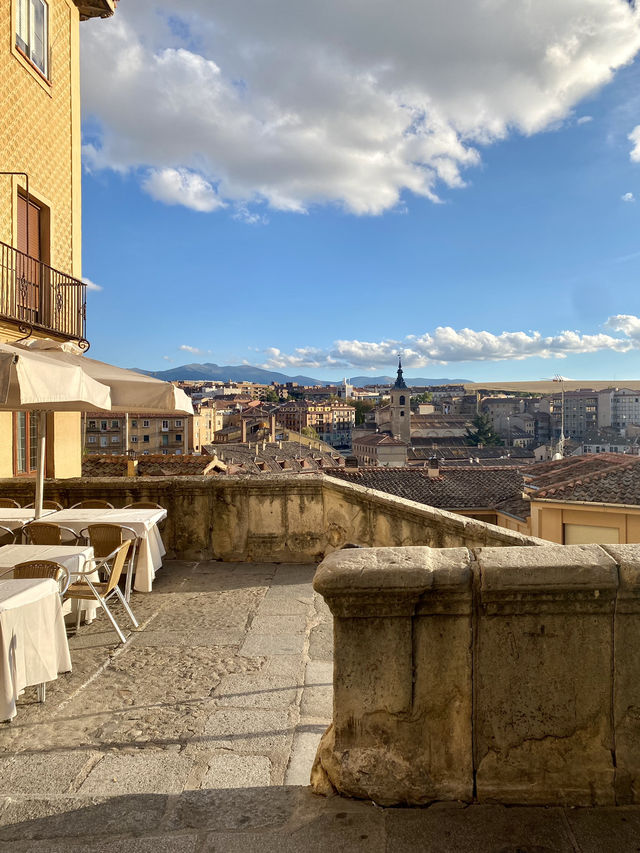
<box><xmin>124</xmin><ymin>540</ymin><xmax>137</xmax><ymax>603</ymax></box>
<box><xmin>99</xmin><ymin>596</ymin><xmax>128</xmax><ymax>644</ymax></box>
<box><xmin>75</xmin><ymin>601</ymin><xmax>82</xmax><ymax>633</ymax></box>
<box><xmin>37</xmin><ymin>682</ymin><xmax>46</xmax><ymax>703</ymax></box>
<box><xmin>113</xmin><ymin>585</ymin><xmax>139</xmax><ymax>629</ymax></box>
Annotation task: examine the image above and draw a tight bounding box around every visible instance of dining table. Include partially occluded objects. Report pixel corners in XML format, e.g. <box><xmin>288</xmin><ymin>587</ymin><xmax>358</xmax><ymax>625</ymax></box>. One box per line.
<box><xmin>0</xmin><ymin>578</ymin><xmax>71</xmax><ymax>721</ymax></box>
<box><xmin>0</xmin><ymin>544</ymin><xmax>98</xmax><ymax>624</ymax></box>
<box><xmin>0</xmin><ymin>508</ymin><xmax>55</xmax><ymax>537</ymax></box>
<box><xmin>45</xmin><ymin>508</ymin><xmax>167</xmax><ymax>593</ymax></box>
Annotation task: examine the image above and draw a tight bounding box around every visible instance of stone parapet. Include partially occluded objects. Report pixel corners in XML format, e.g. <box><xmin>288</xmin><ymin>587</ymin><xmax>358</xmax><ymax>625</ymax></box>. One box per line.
<box><xmin>312</xmin><ymin>543</ymin><xmax>640</xmax><ymax>807</ymax></box>
<box><xmin>0</xmin><ymin>474</ymin><xmax>541</xmax><ymax>563</ymax></box>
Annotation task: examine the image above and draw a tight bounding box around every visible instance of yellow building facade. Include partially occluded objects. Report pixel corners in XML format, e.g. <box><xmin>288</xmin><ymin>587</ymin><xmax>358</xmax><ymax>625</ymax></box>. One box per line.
<box><xmin>0</xmin><ymin>0</ymin><xmax>115</xmax><ymax>479</ymax></box>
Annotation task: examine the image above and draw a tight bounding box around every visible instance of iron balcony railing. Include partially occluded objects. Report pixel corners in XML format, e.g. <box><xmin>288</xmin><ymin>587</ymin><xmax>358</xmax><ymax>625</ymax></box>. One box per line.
<box><xmin>0</xmin><ymin>239</ymin><xmax>87</xmax><ymax>343</ymax></box>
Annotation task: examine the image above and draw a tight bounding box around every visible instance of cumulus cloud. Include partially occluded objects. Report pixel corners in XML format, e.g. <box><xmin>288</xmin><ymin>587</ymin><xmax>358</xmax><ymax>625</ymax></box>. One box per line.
<box><xmin>262</xmin><ymin>317</ymin><xmax>639</xmax><ymax>370</ymax></box>
<box><xmin>82</xmin><ymin>277</ymin><xmax>102</xmax><ymax>292</ymax></box>
<box><xmin>180</xmin><ymin>344</ymin><xmax>206</xmax><ymax>355</ymax></box>
<box><xmin>630</xmin><ymin>125</ymin><xmax>640</xmax><ymax>162</ymax></box>
<box><xmin>142</xmin><ymin>168</ymin><xmax>224</xmax><ymax>212</ymax></box>
<box><xmin>577</xmin><ymin>115</ymin><xmax>593</xmax><ymax>124</ymax></box>
<box><xmin>622</xmin><ymin>191</ymin><xmax>636</xmax><ymax>202</ymax></box>
<box><xmin>81</xmin><ymin>1</ymin><xmax>640</xmax><ymax>216</ymax></box>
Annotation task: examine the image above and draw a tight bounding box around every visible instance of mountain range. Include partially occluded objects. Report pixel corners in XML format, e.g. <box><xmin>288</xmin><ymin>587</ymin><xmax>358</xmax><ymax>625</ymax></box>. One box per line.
<box><xmin>136</xmin><ymin>362</ymin><xmax>468</xmax><ymax>387</ymax></box>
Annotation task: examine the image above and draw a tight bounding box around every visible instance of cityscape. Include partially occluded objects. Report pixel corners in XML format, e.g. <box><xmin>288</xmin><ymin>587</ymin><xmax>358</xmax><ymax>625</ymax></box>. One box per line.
<box><xmin>3</xmin><ymin>1</ymin><xmax>640</xmax><ymax>849</ymax></box>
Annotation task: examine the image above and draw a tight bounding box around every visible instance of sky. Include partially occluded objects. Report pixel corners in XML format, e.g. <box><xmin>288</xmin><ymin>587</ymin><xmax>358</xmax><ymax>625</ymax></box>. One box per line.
<box><xmin>80</xmin><ymin>0</ymin><xmax>640</xmax><ymax>382</ymax></box>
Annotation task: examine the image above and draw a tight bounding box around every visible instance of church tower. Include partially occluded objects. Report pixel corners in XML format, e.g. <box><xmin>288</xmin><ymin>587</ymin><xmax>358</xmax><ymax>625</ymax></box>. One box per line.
<box><xmin>389</xmin><ymin>357</ymin><xmax>411</xmax><ymax>443</ymax></box>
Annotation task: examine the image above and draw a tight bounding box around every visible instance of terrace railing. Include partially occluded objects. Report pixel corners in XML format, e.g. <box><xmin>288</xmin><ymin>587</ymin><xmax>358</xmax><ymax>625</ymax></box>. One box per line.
<box><xmin>0</xmin><ymin>239</ymin><xmax>87</xmax><ymax>343</ymax></box>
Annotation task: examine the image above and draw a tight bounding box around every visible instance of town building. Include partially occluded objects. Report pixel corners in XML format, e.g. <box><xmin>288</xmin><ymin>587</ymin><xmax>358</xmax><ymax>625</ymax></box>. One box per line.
<box><xmin>351</xmin><ymin>433</ymin><xmax>408</xmax><ymax>467</ymax></box>
<box><xmin>0</xmin><ymin>0</ymin><xmax>115</xmax><ymax>478</ymax></box>
<box><xmin>277</xmin><ymin>400</ymin><xmax>355</xmax><ymax>449</ymax></box>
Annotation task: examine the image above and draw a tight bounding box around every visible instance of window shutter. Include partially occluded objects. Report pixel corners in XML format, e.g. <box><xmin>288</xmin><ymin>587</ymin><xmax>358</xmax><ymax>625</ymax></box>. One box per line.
<box><xmin>16</xmin><ymin>0</ymin><xmax>28</xmax><ymax>50</ymax></box>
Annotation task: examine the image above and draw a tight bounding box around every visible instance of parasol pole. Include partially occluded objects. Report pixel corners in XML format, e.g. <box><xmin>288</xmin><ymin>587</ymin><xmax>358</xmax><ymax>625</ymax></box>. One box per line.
<box><xmin>34</xmin><ymin>410</ymin><xmax>47</xmax><ymax>519</ymax></box>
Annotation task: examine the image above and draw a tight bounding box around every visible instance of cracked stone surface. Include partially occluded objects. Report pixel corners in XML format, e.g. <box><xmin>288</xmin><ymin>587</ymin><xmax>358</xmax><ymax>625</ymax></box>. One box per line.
<box><xmin>2</xmin><ymin>559</ymin><xmax>640</xmax><ymax>850</ymax></box>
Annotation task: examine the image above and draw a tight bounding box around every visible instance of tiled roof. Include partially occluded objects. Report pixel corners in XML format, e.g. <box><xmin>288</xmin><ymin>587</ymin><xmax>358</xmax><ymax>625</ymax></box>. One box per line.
<box><xmin>494</xmin><ymin>494</ymin><xmax>531</xmax><ymax>520</ymax></box>
<box><xmin>409</xmin><ymin>445</ymin><xmax>534</xmax><ymax>461</ymax></box>
<box><xmin>82</xmin><ymin>455</ymin><xmax>130</xmax><ymax>477</ymax></box>
<box><xmin>353</xmin><ymin>434</ymin><xmax>407</xmax><ymax>447</ymax></box>
<box><xmin>328</xmin><ymin>467</ymin><xmax>524</xmax><ymax>510</ymax></box>
<box><xmin>526</xmin><ymin>453</ymin><xmax>640</xmax><ymax>505</ymax></box>
<box><xmin>202</xmin><ymin>441</ymin><xmax>343</xmax><ymax>475</ymax></box>
<box><xmin>137</xmin><ymin>456</ymin><xmax>218</xmax><ymax>477</ymax></box>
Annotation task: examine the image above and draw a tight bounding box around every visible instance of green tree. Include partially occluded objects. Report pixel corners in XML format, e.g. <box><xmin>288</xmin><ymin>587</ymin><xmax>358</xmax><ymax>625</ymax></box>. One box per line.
<box><xmin>301</xmin><ymin>426</ymin><xmax>317</xmax><ymax>439</ymax></box>
<box><xmin>260</xmin><ymin>388</ymin><xmax>280</xmax><ymax>404</ymax></box>
<box><xmin>465</xmin><ymin>414</ymin><xmax>503</xmax><ymax>447</ymax></box>
<box><xmin>353</xmin><ymin>400</ymin><xmax>376</xmax><ymax>426</ymax></box>
<box><xmin>411</xmin><ymin>391</ymin><xmax>433</xmax><ymax>404</ymax></box>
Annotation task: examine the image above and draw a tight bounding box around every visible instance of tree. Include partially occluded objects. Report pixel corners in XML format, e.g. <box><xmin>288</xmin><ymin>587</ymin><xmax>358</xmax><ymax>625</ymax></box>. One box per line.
<box><xmin>353</xmin><ymin>400</ymin><xmax>376</xmax><ymax>425</ymax></box>
<box><xmin>260</xmin><ymin>388</ymin><xmax>280</xmax><ymax>404</ymax></box>
<box><xmin>301</xmin><ymin>426</ymin><xmax>317</xmax><ymax>439</ymax></box>
<box><xmin>411</xmin><ymin>391</ymin><xmax>432</xmax><ymax>404</ymax></box>
<box><xmin>465</xmin><ymin>414</ymin><xmax>503</xmax><ymax>446</ymax></box>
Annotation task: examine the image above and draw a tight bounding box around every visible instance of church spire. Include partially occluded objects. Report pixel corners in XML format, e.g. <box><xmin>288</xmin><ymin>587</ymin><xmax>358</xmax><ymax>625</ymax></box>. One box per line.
<box><xmin>394</xmin><ymin>355</ymin><xmax>407</xmax><ymax>389</ymax></box>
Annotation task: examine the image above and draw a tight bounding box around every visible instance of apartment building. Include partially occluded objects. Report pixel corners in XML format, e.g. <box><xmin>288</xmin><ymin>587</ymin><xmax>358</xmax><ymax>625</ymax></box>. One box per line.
<box><xmin>278</xmin><ymin>400</ymin><xmax>356</xmax><ymax>448</ymax></box>
<box><xmin>0</xmin><ymin>0</ymin><xmax>115</xmax><ymax>478</ymax></box>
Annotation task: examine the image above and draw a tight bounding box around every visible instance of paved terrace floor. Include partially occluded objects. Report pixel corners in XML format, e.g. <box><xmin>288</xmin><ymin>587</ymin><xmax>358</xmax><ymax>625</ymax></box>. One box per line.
<box><xmin>1</xmin><ymin>560</ymin><xmax>640</xmax><ymax>852</ymax></box>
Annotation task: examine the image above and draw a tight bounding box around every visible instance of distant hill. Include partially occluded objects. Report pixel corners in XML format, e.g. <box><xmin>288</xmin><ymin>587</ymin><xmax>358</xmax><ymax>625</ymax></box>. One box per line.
<box><xmin>134</xmin><ymin>362</ymin><xmax>470</xmax><ymax>387</ymax></box>
<box><xmin>348</xmin><ymin>376</ymin><xmax>469</xmax><ymax>387</ymax></box>
<box><xmin>136</xmin><ymin>362</ymin><xmax>330</xmax><ymax>385</ymax></box>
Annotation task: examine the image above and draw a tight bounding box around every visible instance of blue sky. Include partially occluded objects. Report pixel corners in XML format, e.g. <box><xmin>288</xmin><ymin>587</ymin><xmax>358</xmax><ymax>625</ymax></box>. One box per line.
<box><xmin>81</xmin><ymin>1</ymin><xmax>640</xmax><ymax>382</ymax></box>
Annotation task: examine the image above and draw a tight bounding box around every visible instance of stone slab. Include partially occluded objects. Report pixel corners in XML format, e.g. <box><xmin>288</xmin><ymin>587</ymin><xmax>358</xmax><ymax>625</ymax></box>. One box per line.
<box><xmin>213</xmin><ymin>672</ymin><xmax>299</xmax><ymax>711</ymax></box>
<box><xmin>300</xmin><ymin>661</ymin><xmax>333</xmax><ymax>720</ymax></box>
<box><xmin>285</xmin><ymin>726</ymin><xmax>327</xmax><ymax>786</ymax></box>
<box><xmin>564</xmin><ymin>806</ymin><xmax>640</xmax><ymax>853</ymax></box>
<box><xmin>198</xmin><ymin>753</ymin><xmax>272</xmax><ymax>789</ymax></box>
<box><xmin>203</xmin><ymin>708</ymin><xmax>294</xmax><ymax>759</ymax></box>
<box><xmin>248</xmin><ymin>614</ymin><xmax>309</xmax><ymax>636</ymax></box>
<box><xmin>77</xmin><ymin>751</ymin><xmax>193</xmax><ymax>795</ymax></box>
<box><xmin>307</xmin><ymin>619</ymin><xmax>333</xmax><ymax>661</ymax></box>
<box><xmin>9</xmin><ymin>835</ymin><xmax>197</xmax><ymax>853</ymax></box>
<box><xmin>239</xmin><ymin>634</ymin><xmax>306</xmax><ymax>657</ymax></box>
<box><xmin>0</xmin><ymin>751</ymin><xmax>97</xmax><ymax>797</ymax></box>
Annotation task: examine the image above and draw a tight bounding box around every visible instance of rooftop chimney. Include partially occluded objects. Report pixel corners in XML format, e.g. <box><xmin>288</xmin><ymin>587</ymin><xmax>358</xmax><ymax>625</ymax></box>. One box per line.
<box><xmin>427</xmin><ymin>456</ymin><xmax>440</xmax><ymax>478</ymax></box>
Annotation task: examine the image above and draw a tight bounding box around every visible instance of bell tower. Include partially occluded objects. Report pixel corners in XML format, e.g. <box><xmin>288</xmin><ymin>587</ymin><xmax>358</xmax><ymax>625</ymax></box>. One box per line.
<box><xmin>389</xmin><ymin>357</ymin><xmax>411</xmax><ymax>443</ymax></box>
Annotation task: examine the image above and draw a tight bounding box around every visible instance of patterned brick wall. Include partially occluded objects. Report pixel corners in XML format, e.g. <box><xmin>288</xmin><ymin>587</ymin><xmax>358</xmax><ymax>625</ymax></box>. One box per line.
<box><xmin>0</xmin><ymin>0</ymin><xmax>79</xmax><ymax>275</ymax></box>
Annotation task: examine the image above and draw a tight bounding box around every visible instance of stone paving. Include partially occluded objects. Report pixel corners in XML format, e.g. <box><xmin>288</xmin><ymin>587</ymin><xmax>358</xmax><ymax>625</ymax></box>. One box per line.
<box><xmin>2</xmin><ymin>559</ymin><xmax>640</xmax><ymax>851</ymax></box>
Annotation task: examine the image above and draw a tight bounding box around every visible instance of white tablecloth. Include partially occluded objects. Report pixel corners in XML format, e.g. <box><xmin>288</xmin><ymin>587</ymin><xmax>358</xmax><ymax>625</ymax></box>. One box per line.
<box><xmin>0</xmin><ymin>578</ymin><xmax>71</xmax><ymax>721</ymax></box>
<box><xmin>47</xmin><ymin>509</ymin><xmax>167</xmax><ymax>593</ymax></box>
<box><xmin>0</xmin><ymin>509</ymin><xmax>55</xmax><ymax>535</ymax></box>
<box><xmin>0</xmin><ymin>544</ymin><xmax>98</xmax><ymax>624</ymax></box>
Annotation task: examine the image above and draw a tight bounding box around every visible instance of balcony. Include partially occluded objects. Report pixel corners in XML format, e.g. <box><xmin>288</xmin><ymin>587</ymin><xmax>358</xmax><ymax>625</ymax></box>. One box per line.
<box><xmin>0</xmin><ymin>240</ymin><xmax>87</xmax><ymax>343</ymax></box>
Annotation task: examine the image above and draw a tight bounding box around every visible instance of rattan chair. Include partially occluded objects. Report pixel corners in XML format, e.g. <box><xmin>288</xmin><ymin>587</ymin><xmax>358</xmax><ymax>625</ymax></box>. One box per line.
<box><xmin>23</xmin><ymin>500</ymin><xmax>64</xmax><ymax>512</ymax></box>
<box><xmin>0</xmin><ymin>498</ymin><xmax>20</xmax><ymax>508</ymax></box>
<box><xmin>66</xmin><ymin>540</ymin><xmax>138</xmax><ymax>644</ymax></box>
<box><xmin>123</xmin><ymin>501</ymin><xmax>163</xmax><ymax>510</ymax></box>
<box><xmin>70</xmin><ymin>499</ymin><xmax>114</xmax><ymax>509</ymax></box>
<box><xmin>23</xmin><ymin>522</ymin><xmax>82</xmax><ymax>546</ymax></box>
<box><xmin>0</xmin><ymin>525</ymin><xmax>17</xmax><ymax>546</ymax></box>
<box><xmin>80</xmin><ymin>523</ymin><xmax>139</xmax><ymax>602</ymax></box>
<box><xmin>12</xmin><ymin>560</ymin><xmax>71</xmax><ymax>703</ymax></box>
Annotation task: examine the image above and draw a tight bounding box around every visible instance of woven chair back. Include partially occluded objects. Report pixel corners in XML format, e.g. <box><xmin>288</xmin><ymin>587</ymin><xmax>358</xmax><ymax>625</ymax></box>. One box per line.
<box><xmin>25</xmin><ymin>523</ymin><xmax>62</xmax><ymax>546</ymax></box>
<box><xmin>106</xmin><ymin>540</ymin><xmax>132</xmax><ymax>594</ymax></box>
<box><xmin>72</xmin><ymin>500</ymin><xmax>114</xmax><ymax>509</ymax></box>
<box><xmin>124</xmin><ymin>501</ymin><xmax>162</xmax><ymax>509</ymax></box>
<box><xmin>0</xmin><ymin>498</ymin><xmax>20</xmax><ymax>508</ymax></box>
<box><xmin>24</xmin><ymin>500</ymin><xmax>64</xmax><ymax>511</ymax></box>
<box><xmin>14</xmin><ymin>560</ymin><xmax>69</xmax><ymax>596</ymax></box>
<box><xmin>87</xmin><ymin>524</ymin><xmax>124</xmax><ymax>559</ymax></box>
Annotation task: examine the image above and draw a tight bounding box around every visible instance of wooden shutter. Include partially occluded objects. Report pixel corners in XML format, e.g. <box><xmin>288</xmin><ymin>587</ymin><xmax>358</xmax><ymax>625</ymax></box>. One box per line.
<box><xmin>17</xmin><ymin>194</ymin><xmax>41</xmax><ymax>259</ymax></box>
<box><xmin>16</xmin><ymin>194</ymin><xmax>41</xmax><ymax>321</ymax></box>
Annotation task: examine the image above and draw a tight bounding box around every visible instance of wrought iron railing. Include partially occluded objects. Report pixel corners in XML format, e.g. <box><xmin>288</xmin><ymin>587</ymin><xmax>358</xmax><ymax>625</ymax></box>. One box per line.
<box><xmin>0</xmin><ymin>240</ymin><xmax>87</xmax><ymax>343</ymax></box>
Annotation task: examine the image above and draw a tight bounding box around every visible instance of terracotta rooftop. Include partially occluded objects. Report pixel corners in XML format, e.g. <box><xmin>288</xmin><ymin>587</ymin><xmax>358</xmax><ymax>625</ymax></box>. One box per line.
<box><xmin>203</xmin><ymin>441</ymin><xmax>343</xmax><ymax>475</ymax></box>
<box><xmin>353</xmin><ymin>434</ymin><xmax>408</xmax><ymax>447</ymax></box>
<box><xmin>525</xmin><ymin>453</ymin><xmax>640</xmax><ymax>505</ymax></box>
<box><xmin>329</xmin><ymin>467</ymin><xmax>524</xmax><ymax>511</ymax></box>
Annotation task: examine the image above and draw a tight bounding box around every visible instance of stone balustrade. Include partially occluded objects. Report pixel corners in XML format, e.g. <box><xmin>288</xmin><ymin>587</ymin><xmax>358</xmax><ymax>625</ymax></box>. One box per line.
<box><xmin>311</xmin><ymin>543</ymin><xmax>640</xmax><ymax>807</ymax></box>
<box><xmin>0</xmin><ymin>474</ymin><xmax>541</xmax><ymax>562</ymax></box>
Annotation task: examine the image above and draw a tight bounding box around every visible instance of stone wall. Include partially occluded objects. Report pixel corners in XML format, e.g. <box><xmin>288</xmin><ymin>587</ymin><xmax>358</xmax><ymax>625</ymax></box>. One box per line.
<box><xmin>311</xmin><ymin>543</ymin><xmax>640</xmax><ymax>807</ymax></box>
<box><xmin>0</xmin><ymin>474</ymin><xmax>541</xmax><ymax>562</ymax></box>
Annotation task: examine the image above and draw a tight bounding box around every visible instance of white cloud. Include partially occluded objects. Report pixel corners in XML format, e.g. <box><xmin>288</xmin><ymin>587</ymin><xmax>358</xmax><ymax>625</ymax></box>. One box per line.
<box><xmin>630</xmin><ymin>125</ymin><xmax>640</xmax><ymax>163</ymax></box>
<box><xmin>82</xmin><ymin>277</ymin><xmax>102</xmax><ymax>292</ymax></box>
<box><xmin>81</xmin><ymin>1</ymin><xmax>640</xmax><ymax>216</ymax></box>
<box><xmin>180</xmin><ymin>344</ymin><xmax>205</xmax><ymax>355</ymax></box>
<box><xmin>576</xmin><ymin>115</ymin><xmax>593</xmax><ymax>124</ymax></box>
<box><xmin>622</xmin><ymin>191</ymin><xmax>636</xmax><ymax>202</ymax></box>
<box><xmin>262</xmin><ymin>317</ymin><xmax>638</xmax><ymax>370</ymax></box>
<box><xmin>162</xmin><ymin>355</ymin><xmax>172</xmax><ymax>361</ymax></box>
<box><xmin>142</xmin><ymin>168</ymin><xmax>224</xmax><ymax>212</ymax></box>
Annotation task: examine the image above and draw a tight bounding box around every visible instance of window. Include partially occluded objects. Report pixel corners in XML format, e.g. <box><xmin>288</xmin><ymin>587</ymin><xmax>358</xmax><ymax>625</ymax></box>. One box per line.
<box><xmin>175</xmin><ymin>434</ymin><xmax>182</xmax><ymax>443</ymax></box>
<box><xmin>131</xmin><ymin>420</ymin><xmax>138</xmax><ymax>428</ymax></box>
<box><xmin>13</xmin><ymin>412</ymin><xmax>38</xmax><ymax>475</ymax></box>
<box><xmin>175</xmin><ymin>419</ymin><xmax>183</xmax><ymax>428</ymax></box>
<box><xmin>88</xmin><ymin>420</ymin><xmax>96</xmax><ymax>429</ymax></box>
<box><xmin>16</xmin><ymin>0</ymin><xmax>49</xmax><ymax>78</ymax></box>
<box><xmin>143</xmin><ymin>435</ymin><xmax>150</xmax><ymax>443</ymax></box>
<box><xmin>100</xmin><ymin>436</ymin><xmax>107</xmax><ymax>447</ymax></box>
<box><xmin>162</xmin><ymin>450</ymin><xmax>169</xmax><ymax>456</ymax></box>
<box><xmin>162</xmin><ymin>434</ymin><xmax>169</xmax><ymax>447</ymax></box>
<box><xmin>88</xmin><ymin>435</ymin><xmax>96</xmax><ymax>444</ymax></box>
<box><xmin>100</xmin><ymin>421</ymin><xmax>107</xmax><ymax>430</ymax></box>
<box><xmin>143</xmin><ymin>420</ymin><xmax>150</xmax><ymax>428</ymax></box>
<box><xmin>399</xmin><ymin>396</ymin><xmax>406</xmax><ymax>406</ymax></box>
<box><xmin>111</xmin><ymin>420</ymin><xmax>119</xmax><ymax>428</ymax></box>
<box><xmin>111</xmin><ymin>436</ymin><xmax>119</xmax><ymax>444</ymax></box>
<box><xmin>162</xmin><ymin>420</ymin><xmax>169</xmax><ymax>431</ymax></box>
<box><xmin>131</xmin><ymin>435</ymin><xmax>138</xmax><ymax>444</ymax></box>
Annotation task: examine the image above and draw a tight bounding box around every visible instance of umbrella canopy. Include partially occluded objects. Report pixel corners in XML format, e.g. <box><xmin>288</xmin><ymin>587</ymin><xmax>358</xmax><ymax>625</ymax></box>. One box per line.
<box><xmin>18</xmin><ymin>339</ymin><xmax>193</xmax><ymax>415</ymax></box>
<box><xmin>0</xmin><ymin>341</ymin><xmax>111</xmax><ymax>412</ymax></box>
